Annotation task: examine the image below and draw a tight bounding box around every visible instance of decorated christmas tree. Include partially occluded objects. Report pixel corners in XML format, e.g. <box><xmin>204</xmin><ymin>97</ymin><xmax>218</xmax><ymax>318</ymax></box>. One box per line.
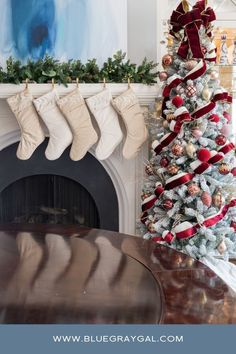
<box><xmin>140</xmin><ymin>0</ymin><xmax>236</xmax><ymax>273</ymax></box>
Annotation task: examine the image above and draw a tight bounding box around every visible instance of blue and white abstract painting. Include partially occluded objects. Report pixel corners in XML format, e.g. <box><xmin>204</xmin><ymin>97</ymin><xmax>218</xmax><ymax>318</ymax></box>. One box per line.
<box><xmin>0</xmin><ymin>0</ymin><xmax>127</xmax><ymax>65</ymax></box>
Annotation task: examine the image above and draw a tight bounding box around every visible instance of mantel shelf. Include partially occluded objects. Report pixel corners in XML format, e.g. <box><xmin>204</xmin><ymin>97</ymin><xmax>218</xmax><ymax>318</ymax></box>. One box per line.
<box><xmin>0</xmin><ymin>83</ymin><xmax>160</xmax><ymax>106</ymax></box>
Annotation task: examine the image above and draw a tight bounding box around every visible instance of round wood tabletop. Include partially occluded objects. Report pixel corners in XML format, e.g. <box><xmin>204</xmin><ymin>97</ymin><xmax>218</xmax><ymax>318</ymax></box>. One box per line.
<box><xmin>0</xmin><ymin>224</ymin><xmax>235</xmax><ymax>324</ymax></box>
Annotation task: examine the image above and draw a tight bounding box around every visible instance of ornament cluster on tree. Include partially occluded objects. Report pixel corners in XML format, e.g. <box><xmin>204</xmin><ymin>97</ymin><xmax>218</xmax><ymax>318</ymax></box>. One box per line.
<box><xmin>140</xmin><ymin>0</ymin><xmax>236</xmax><ymax>262</ymax></box>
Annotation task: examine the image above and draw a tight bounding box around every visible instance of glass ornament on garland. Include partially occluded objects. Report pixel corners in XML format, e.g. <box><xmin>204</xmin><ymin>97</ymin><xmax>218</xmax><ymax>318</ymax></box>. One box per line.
<box><xmin>139</xmin><ymin>0</ymin><xmax>236</xmax><ymax>292</ymax></box>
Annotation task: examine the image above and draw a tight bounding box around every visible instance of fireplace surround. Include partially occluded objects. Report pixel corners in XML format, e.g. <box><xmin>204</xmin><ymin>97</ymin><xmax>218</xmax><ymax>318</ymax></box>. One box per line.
<box><xmin>0</xmin><ymin>83</ymin><xmax>159</xmax><ymax>234</ymax></box>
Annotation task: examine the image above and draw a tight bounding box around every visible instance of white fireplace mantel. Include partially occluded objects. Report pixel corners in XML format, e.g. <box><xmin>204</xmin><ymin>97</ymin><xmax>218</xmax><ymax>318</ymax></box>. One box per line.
<box><xmin>0</xmin><ymin>83</ymin><xmax>160</xmax><ymax>235</ymax></box>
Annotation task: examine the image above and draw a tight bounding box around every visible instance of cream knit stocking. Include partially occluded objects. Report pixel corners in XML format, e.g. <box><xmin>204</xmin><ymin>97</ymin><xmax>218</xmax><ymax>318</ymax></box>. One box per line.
<box><xmin>86</xmin><ymin>89</ymin><xmax>123</xmax><ymax>160</ymax></box>
<box><xmin>33</xmin><ymin>90</ymin><xmax>73</xmax><ymax>160</ymax></box>
<box><xmin>112</xmin><ymin>88</ymin><xmax>148</xmax><ymax>159</ymax></box>
<box><xmin>7</xmin><ymin>89</ymin><xmax>45</xmax><ymax>160</ymax></box>
<box><xmin>57</xmin><ymin>89</ymin><xmax>98</xmax><ymax>160</ymax></box>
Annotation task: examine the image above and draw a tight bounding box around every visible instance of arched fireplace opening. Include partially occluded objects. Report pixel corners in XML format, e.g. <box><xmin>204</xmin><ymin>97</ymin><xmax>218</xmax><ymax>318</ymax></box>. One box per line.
<box><xmin>0</xmin><ymin>141</ymin><xmax>119</xmax><ymax>231</ymax></box>
<box><xmin>0</xmin><ymin>175</ymin><xmax>100</xmax><ymax>227</ymax></box>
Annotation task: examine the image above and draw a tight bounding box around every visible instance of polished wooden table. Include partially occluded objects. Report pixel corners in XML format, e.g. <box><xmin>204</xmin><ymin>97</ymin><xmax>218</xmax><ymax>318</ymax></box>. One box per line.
<box><xmin>0</xmin><ymin>224</ymin><xmax>236</xmax><ymax>324</ymax></box>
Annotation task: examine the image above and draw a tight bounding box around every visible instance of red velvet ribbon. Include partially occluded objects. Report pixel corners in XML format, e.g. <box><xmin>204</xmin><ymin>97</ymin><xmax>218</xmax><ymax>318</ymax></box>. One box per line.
<box><xmin>163</xmin><ymin>78</ymin><xmax>182</xmax><ymax>97</ymax></box>
<box><xmin>142</xmin><ymin>196</ymin><xmax>157</xmax><ymax>212</ymax></box>
<box><xmin>165</xmin><ymin>173</ymin><xmax>194</xmax><ymax>190</ymax></box>
<box><xmin>141</xmin><ymin>211</ymin><xmax>148</xmax><ymax>224</ymax></box>
<box><xmin>192</xmin><ymin>101</ymin><xmax>216</xmax><ymax>119</ymax></box>
<box><xmin>208</xmin><ymin>153</ymin><xmax>224</xmax><ymax>164</ymax></box>
<box><xmin>193</xmin><ymin>162</ymin><xmax>210</xmax><ymax>174</ymax></box>
<box><xmin>154</xmin><ymin>132</ymin><xmax>178</xmax><ymax>155</ymax></box>
<box><xmin>193</xmin><ymin>1</ymin><xmax>216</xmax><ymax>29</ymax></box>
<box><xmin>152</xmin><ymin>232</ymin><xmax>175</xmax><ymax>244</ymax></box>
<box><xmin>175</xmin><ymin>225</ymin><xmax>199</xmax><ymax>240</ymax></box>
<box><xmin>170</xmin><ymin>7</ymin><xmax>203</xmax><ymax>59</ymax></box>
<box><xmin>219</xmin><ymin>143</ymin><xmax>235</xmax><ymax>155</ymax></box>
<box><xmin>161</xmin><ymin>97</ymin><xmax>168</xmax><ymax>119</ymax></box>
<box><xmin>163</xmin><ymin>60</ymin><xmax>207</xmax><ymax>98</ymax></box>
<box><xmin>170</xmin><ymin>1</ymin><xmax>216</xmax><ymax>59</ymax></box>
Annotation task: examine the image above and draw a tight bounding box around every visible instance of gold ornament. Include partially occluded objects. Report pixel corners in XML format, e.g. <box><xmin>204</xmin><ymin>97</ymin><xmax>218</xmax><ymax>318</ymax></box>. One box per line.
<box><xmin>145</xmin><ymin>163</ymin><xmax>155</xmax><ymax>176</ymax></box>
<box><xmin>166</xmin><ymin>113</ymin><xmax>176</xmax><ymax>122</ymax></box>
<box><xmin>172</xmin><ymin>143</ymin><xmax>184</xmax><ymax>156</ymax></box>
<box><xmin>148</xmin><ymin>222</ymin><xmax>156</xmax><ymax>234</ymax></box>
<box><xmin>212</xmin><ymin>190</ymin><xmax>225</xmax><ymax>208</ymax></box>
<box><xmin>219</xmin><ymin>163</ymin><xmax>230</xmax><ymax>175</ymax></box>
<box><xmin>202</xmin><ymin>85</ymin><xmax>211</xmax><ymax>101</ymax></box>
<box><xmin>185</xmin><ymin>142</ymin><xmax>196</xmax><ymax>158</ymax></box>
<box><xmin>163</xmin><ymin>120</ymin><xmax>169</xmax><ymax>129</ymax></box>
<box><xmin>141</xmin><ymin>192</ymin><xmax>152</xmax><ymax>201</ymax></box>
<box><xmin>182</xmin><ymin>0</ymin><xmax>190</xmax><ymax>12</ymax></box>
<box><xmin>167</xmin><ymin>164</ymin><xmax>180</xmax><ymax>175</ymax></box>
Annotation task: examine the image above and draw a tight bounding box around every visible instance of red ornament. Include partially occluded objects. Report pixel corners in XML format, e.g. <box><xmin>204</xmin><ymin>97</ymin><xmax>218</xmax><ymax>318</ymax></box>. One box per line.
<box><xmin>160</xmin><ymin>156</ymin><xmax>169</xmax><ymax>168</ymax></box>
<box><xmin>215</xmin><ymin>135</ymin><xmax>226</xmax><ymax>146</ymax></box>
<box><xmin>219</xmin><ymin>163</ymin><xmax>230</xmax><ymax>175</ymax></box>
<box><xmin>230</xmin><ymin>221</ymin><xmax>236</xmax><ymax>231</ymax></box>
<box><xmin>162</xmin><ymin>54</ymin><xmax>173</xmax><ymax>67</ymax></box>
<box><xmin>223</xmin><ymin>111</ymin><xmax>231</xmax><ymax>123</ymax></box>
<box><xmin>188</xmin><ymin>183</ymin><xmax>200</xmax><ymax>196</ymax></box>
<box><xmin>231</xmin><ymin>167</ymin><xmax>236</xmax><ymax>176</ymax></box>
<box><xmin>155</xmin><ymin>185</ymin><xmax>164</xmax><ymax>196</ymax></box>
<box><xmin>197</xmin><ymin>149</ymin><xmax>211</xmax><ymax>162</ymax></box>
<box><xmin>159</xmin><ymin>71</ymin><xmax>168</xmax><ymax>82</ymax></box>
<box><xmin>209</xmin><ymin>114</ymin><xmax>220</xmax><ymax>123</ymax></box>
<box><xmin>163</xmin><ymin>199</ymin><xmax>173</xmax><ymax>210</ymax></box>
<box><xmin>172</xmin><ymin>96</ymin><xmax>184</xmax><ymax>108</ymax></box>
<box><xmin>172</xmin><ymin>143</ymin><xmax>184</xmax><ymax>156</ymax></box>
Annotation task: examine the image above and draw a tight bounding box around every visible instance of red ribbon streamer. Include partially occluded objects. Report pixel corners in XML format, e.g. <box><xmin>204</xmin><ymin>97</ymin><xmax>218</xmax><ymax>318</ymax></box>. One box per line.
<box><xmin>165</xmin><ymin>173</ymin><xmax>194</xmax><ymax>191</ymax></box>
<box><xmin>163</xmin><ymin>60</ymin><xmax>207</xmax><ymax>98</ymax></box>
<box><xmin>175</xmin><ymin>199</ymin><xmax>236</xmax><ymax>240</ymax></box>
<box><xmin>170</xmin><ymin>1</ymin><xmax>216</xmax><ymax>59</ymax></box>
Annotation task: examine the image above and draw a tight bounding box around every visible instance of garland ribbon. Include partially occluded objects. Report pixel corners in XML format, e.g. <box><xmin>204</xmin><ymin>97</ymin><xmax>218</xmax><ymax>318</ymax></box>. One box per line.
<box><xmin>141</xmin><ymin>140</ymin><xmax>235</xmax><ymax>214</ymax></box>
<box><xmin>152</xmin><ymin>199</ymin><xmax>236</xmax><ymax>243</ymax></box>
<box><xmin>154</xmin><ymin>90</ymin><xmax>233</xmax><ymax>156</ymax></box>
<box><xmin>163</xmin><ymin>59</ymin><xmax>207</xmax><ymax>98</ymax></box>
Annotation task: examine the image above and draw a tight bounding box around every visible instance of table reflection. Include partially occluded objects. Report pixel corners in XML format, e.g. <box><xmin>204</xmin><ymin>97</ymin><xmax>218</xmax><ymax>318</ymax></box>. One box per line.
<box><xmin>0</xmin><ymin>231</ymin><xmax>161</xmax><ymax>324</ymax></box>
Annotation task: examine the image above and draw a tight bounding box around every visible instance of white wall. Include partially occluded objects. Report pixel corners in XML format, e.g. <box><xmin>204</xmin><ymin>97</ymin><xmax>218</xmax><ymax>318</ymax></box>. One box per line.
<box><xmin>127</xmin><ymin>0</ymin><xmax>157</xmax><ymax>64</ymax></box>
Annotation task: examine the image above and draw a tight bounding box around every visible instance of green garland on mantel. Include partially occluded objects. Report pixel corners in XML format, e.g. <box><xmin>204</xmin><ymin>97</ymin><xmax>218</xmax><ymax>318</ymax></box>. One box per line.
<box><xmin>0</xmin><ymin>51</ymin><xmax>158</xmax><ymax>86</ymax></box>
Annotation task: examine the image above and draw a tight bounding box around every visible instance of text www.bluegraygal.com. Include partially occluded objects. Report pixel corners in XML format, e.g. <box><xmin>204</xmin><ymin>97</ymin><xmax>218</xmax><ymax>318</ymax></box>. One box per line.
<box><xmin>52</xmin><ymin>335</ymin><xmax>184</xmax><ymax>344</ymax></box>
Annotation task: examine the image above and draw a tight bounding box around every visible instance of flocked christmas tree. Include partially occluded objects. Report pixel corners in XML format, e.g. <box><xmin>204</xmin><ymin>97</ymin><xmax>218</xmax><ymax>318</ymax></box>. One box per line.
<box><xmin>140</xmin><ymin>0</ymin><xmax>236</xmax><ymax>263</ymax></box>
